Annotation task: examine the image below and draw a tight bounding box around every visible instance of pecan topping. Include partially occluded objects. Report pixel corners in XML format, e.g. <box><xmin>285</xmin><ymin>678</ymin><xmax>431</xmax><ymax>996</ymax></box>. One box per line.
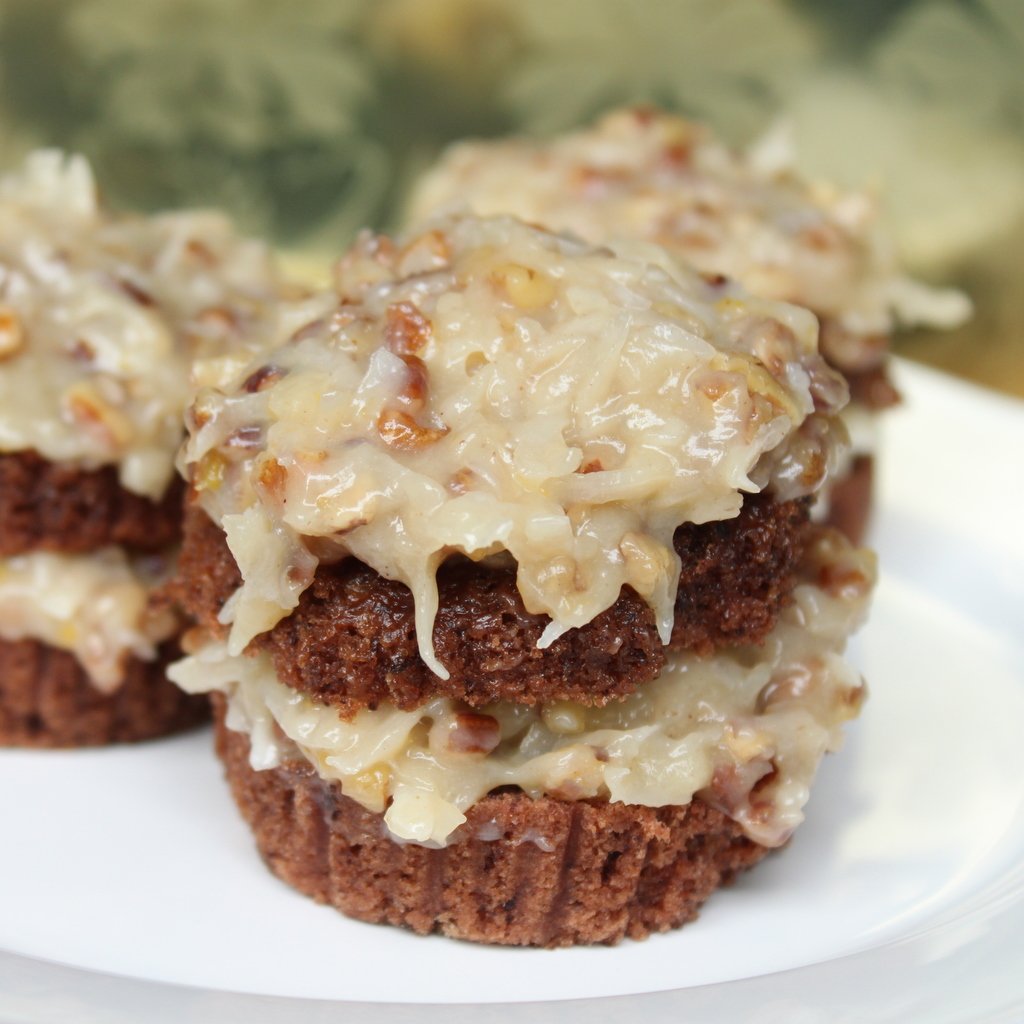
<box><xmin>395</xmin><ymin>355</ymin><xmax>428</xmax><ymax>412</ymax></box>
<box><xmin>243</xmin><ymin>364</ymin><xmax>287</xmax><ymax>393</ymax></box>
<box><xmin>69</xmin><ymin>339</ymin><xmax>95</xmax><ymax>362</ymax></box>
<box><xmin>700</xmin><ymin>272</ymin><xmax>728</xmax><ymax>288</ymax></box>
<box><xmin>378</xmin><ymin>308</ymin><xmax>445</xmax><ymax>448</ymax></box>
<box><xmin>384</xmin><ymin>301</ymin><xmax>432</xmax><ymax>357</ymax></box>
<box><xmin>116</xmin><ymin>277</ymin><xmax>155</xmax><ymax>307</ymax></box>
<box><xmin>195</xmin><ymin>307</ymin><xmax>237</xmax><ymax>337</ymax></box>
<box><xmin>290</xmin><ymin>318</ymin><xmax>327</xmax><ymax>344</ymax></box>
<box><xmin>0</xmin><ymin>305</ymin><xmax>24</xmax><ymax>361</ymax></box>
<box><xmin>377</xmin><ymin>409</ymin><xmax>448</xmax><ymax>452</ymax></box>
<box><xmin>448</xmin><ymin>712</ymin><xmax>501</xmax><ymax>755</ymax></box>
<box><xmin>186</xmin><ymin>239</ymin><xmax>217</xmax><ymax>265</ymax></box>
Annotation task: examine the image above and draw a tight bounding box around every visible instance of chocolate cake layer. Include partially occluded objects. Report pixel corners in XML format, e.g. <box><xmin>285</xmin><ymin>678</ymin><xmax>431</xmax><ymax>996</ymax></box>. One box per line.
<box><xmin>846</xmin><ymin>366</ymin><xmax>900</xmax><ymax>412</ymax></box>
<box><xmin>668</xmin><ymin>494</ymin><xmax>810</xmax><ymax>655</ymax></box>
<box><xmin>0</xmin><ymin>450</ymin><xmax>184</xmax><ymax>557</ymax></box>
<box><xmin>824</xmin><ymin>455</ymin><xmax>873</xmax><ymax>546</ymax></box>
<box><xmin>177</xmin><ymin>494</ymin><xmax>809</xmax><ymax>715</ymax></box>
<box><xmin>215</xmin><ymin>699</ymin><xmax>769</xmax><ymax>947</ymax></box>
<box><xmin>0</xmin><ymin>637</ymin><xmax>208</xmax><ymax>747</ymax></box>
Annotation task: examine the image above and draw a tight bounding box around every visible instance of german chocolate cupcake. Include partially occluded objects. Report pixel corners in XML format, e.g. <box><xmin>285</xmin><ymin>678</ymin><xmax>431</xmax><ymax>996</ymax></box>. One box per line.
<box><xmin>407</xmin><ymin>107</ymin><xmax>972</xmax><ymax>541</ymax></box>
<box><xmin>0</xmin><ymin>150</ymin><xmax>287</xmax><ymax>746</ymax></box>
<box><xmin>170</xmin><ymin>213</ymin><xmax>875</xmax><ymax>946</ymax></box>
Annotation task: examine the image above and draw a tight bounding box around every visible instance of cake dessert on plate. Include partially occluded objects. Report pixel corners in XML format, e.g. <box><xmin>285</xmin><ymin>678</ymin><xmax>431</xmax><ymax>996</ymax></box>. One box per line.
<box><xmin>407</xmin><ymin>107</ymin><xmax>971</xmax><ymax>541</ymax></box>
<box><xmin>0</xmin><ymin>149</ymin><xmax>288</xmax><ymax>746</ymax></box>
<box><xmin>170</xmin><ymin>213</ymin><xmax>875</xmax><ymax>946</ymax></box>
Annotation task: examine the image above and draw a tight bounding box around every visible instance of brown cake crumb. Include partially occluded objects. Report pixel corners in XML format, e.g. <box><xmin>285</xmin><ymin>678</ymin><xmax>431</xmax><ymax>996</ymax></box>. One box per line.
<box><xmin>215</xmin><ymin>697</ymin><xmax>769</xmax><ymax>947</ymax></box>
<box><xmin>176</xmin><ymin>493</ymin><xmax>810</xmax><ymax>715</ymax></box>
<box><xmin>0</xmin><ymin>450</ymin><xmax>185</xmax><ymax>556</ymax></box>
<box><xmin>670</xmin><ymin>493</ymin><xmax>809</xmax><ymax>655</ymax></box>
<box><xmin>0</xmin><ymin>637</ymin><xmax>208</xmax><ymax>747</ymax></box>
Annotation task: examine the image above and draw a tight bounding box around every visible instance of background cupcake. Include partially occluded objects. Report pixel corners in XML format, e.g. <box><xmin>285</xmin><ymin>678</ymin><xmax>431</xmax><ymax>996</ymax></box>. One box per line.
<box><xmin>0</xmin><ymin>149</ymin><xmax>288</xmax><ymax>746</ymax></box>
<box><xmin>405</xmin><ymin>107</ymin><xmax>972</xmax><ymax>542</ymax></box>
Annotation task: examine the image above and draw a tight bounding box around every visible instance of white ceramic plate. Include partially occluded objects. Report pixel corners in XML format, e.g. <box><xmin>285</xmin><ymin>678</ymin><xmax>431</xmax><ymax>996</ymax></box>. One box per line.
<box><xmin>2</xmin><ymin>359</ymin><xmax>1023</xmax><ymax>1024</ymax></box>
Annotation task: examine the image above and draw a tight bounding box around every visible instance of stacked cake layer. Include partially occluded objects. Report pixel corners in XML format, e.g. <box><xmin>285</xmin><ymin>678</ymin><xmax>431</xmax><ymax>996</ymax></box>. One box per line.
<box><xmin>170</xmin><ymin>213</ymin><xmax>875</xmax><ymax>944</ymax></box>
<box><xmin>0</xmin><ymin>150</ymin><xmax>286</xmax><ymax>746</ymax></box>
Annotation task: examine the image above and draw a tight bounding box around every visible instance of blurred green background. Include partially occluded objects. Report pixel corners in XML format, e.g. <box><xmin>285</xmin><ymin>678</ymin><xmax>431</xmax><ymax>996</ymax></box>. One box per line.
<box><xmin>1</xmin><ymin>0</ymin><xmax>1023</xmax><ymax>394</ymax></box>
